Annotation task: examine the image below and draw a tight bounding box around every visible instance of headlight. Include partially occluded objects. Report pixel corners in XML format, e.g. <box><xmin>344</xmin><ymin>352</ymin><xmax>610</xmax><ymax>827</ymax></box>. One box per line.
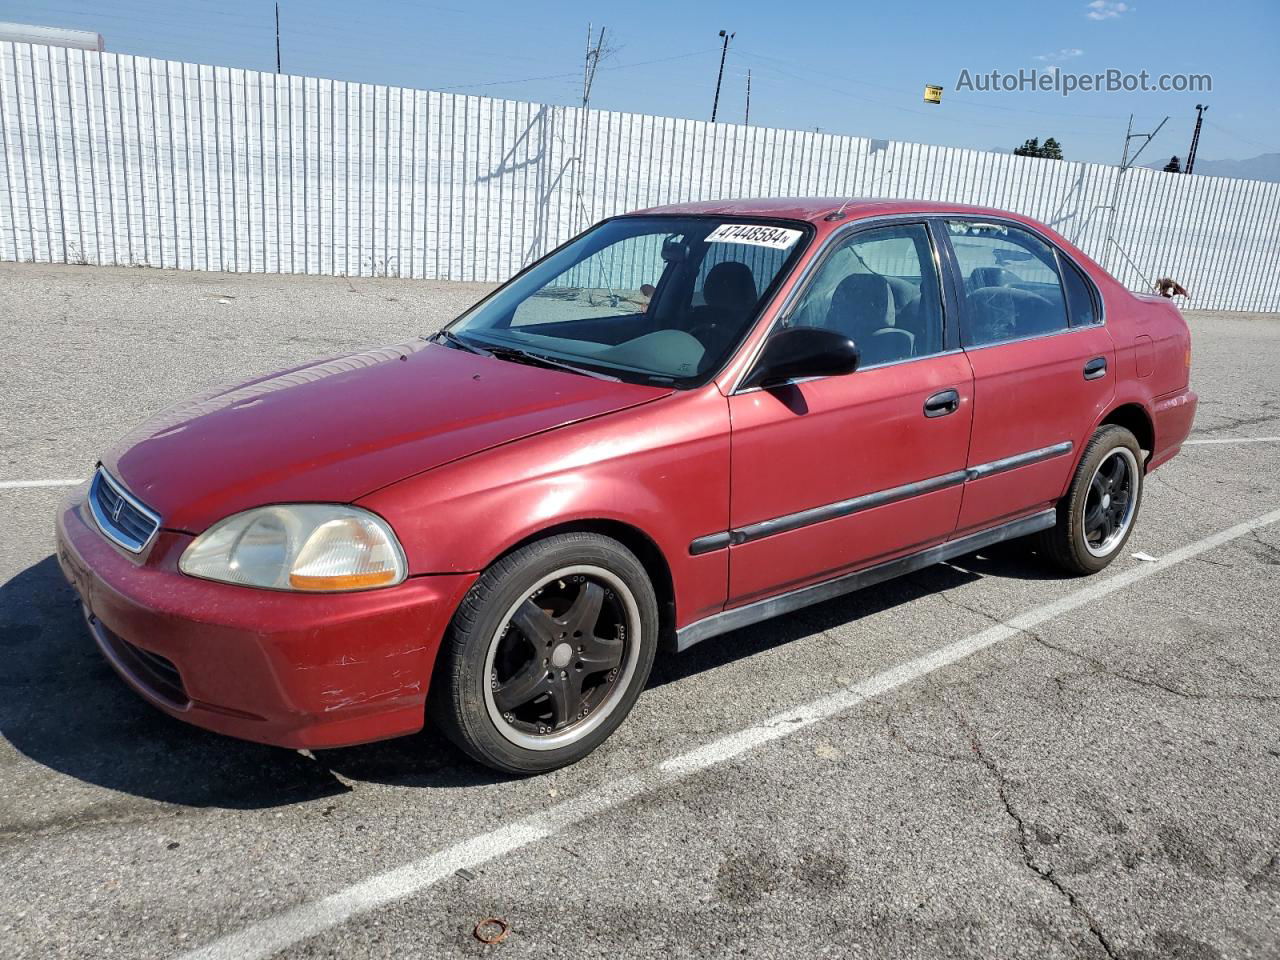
<box><xmin>179</xmin><ymin>505</ymin><xmax>407</xmax><ymax>592</ymax></box>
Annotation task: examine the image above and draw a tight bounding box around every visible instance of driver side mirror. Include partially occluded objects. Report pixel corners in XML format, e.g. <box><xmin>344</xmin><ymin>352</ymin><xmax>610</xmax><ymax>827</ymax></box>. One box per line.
<box><xmin>740</xmin><ymin>326</ymin><xmax>860</xmax><ymax>390</ymax></box>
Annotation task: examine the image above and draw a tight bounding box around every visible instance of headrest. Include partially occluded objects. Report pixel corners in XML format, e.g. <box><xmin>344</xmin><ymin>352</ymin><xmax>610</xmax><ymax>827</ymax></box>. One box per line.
<box><xmin>828</xmin><ymin>273</ymin><xmax>895</xmax><ymax>329</ymax></box>
<box><xmin>704</xmin><ymin>261</ymin><xmax>757</xmax><ymax>312</ymax></box>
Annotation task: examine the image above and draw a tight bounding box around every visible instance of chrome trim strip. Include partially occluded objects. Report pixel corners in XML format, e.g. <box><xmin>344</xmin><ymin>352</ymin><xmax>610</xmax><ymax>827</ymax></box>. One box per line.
<box><xmin>964</xmin><ymin>441</ymin><xmax>1073</xmax><ymax>481</ymax></box>
<box><xmin>675</xmin><ymin>509</ymin><xmax>1057</xmax><ymax>650</ymax></box>
<box><xmin>735</xmin><ymin>470</ymin><xmax>969</xmax><ymax>544</ymax></box>
<box><xmin>88</xmin><ymin>467</ymin><xmax>162</xmax><ymax>554</ymax></box>
<box><xmin>686</xmin><ymin>441</ymin><xmax>1072</xmax><ymax>555</ymax></box>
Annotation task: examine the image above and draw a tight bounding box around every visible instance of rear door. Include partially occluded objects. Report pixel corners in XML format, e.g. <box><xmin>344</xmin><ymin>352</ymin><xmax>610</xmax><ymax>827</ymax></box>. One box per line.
<box><xmin>939</xmin><ymin>218</ymin><xmax>1115</xmax><ymax>534</ymax></box>
<box><xmin>725</xmin><ymin>220</ymin><xmax>974</xmax><ymax>606</ymax></box>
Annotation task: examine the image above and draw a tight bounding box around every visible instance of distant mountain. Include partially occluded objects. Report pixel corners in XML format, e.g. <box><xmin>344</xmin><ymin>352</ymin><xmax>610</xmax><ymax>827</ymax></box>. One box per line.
<box><xmin>1144</xmin><ymin>152</ymin><xmax>1280</xmax><ymax>182</ymax></box>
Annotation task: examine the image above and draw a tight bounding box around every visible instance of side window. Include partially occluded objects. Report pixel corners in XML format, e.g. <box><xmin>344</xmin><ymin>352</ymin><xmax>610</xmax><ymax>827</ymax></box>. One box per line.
<box><xmin>946</xmin><ymin>220</ymin><xmax>1069</xmax><ymax>346</ymax></box>
<box><xmin>1060</xmin><ymin>257</ymin><xmax>1101</xmax><ymax>326</ymax></box>
<box><xmin>787</xmin><ymin>223</ymin><xmax>944</xmax><ymax>367</ymax></box>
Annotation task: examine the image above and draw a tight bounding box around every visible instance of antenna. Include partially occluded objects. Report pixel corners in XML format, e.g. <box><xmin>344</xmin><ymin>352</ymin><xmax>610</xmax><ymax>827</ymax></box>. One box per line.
<box><xmin>825</xmin><ymin>197</ymin><xmax>859</xmax><ymax>221</ymax></box>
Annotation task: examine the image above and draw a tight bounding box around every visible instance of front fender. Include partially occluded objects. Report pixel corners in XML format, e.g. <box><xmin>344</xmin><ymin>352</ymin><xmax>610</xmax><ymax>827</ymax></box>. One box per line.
<box><xmin>358</xmin><ymin>387</ymin><xmax>733</xmax><ymax>629</ymax></box>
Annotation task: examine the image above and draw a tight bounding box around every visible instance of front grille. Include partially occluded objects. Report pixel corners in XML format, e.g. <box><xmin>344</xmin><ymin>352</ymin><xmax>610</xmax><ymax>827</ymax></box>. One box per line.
<box><xmin>89</xmin><ymin>468</ymin><xmax>161</xmax><ymax>553</ymax></box>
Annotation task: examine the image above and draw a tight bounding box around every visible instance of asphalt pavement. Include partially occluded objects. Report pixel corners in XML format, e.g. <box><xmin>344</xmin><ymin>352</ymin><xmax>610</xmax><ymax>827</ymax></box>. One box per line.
<box><xmin>1</xmin><ymin>262</ymin><xmax>1278</xmax><ymax>960</ymax></box>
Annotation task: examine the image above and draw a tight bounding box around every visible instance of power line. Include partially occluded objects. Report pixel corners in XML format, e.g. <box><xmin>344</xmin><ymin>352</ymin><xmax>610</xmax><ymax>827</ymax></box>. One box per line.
<box><xmin>1203</xmin><ymin>119</ymin><xmax>1279</xmax><ymax>154</ymax></box>
<box><xmin>730</xmin><ymin>53</ymin><xmax>1107</xmax><ymax>137</ymax></box>
<box><xmin>735</xmin><ymin>46</ymin><xmax>1166</xmax><ymax>124</ymax></box>
<box><xmin>432</xmin><ymin>48</ymin><xmax>715</xmax><ymax>94</ymax></box>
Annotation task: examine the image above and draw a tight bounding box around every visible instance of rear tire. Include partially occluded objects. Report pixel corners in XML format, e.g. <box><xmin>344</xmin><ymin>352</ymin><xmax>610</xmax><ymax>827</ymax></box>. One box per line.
<box><xmin>431</xmin><ymin>532</ymin><xmax>659</xmax><ymax>775</ymax></box>
<box><xmin>1038</xmin><ymin>424</ymin><xmax>1144</xmax><ymax>575</ymax></box>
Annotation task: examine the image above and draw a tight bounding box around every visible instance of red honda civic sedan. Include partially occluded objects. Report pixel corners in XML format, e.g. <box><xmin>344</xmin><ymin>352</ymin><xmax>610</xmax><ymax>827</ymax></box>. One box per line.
<box><xmin>56</xmin><ymin>198</ymin><xmax>1197</xmax><ymax>774</ymax></box>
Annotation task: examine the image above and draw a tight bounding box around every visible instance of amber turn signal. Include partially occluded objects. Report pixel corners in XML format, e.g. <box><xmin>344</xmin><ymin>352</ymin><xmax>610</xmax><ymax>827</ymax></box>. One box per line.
<box><xmin>288</xmin><ymin>569</ymin><xmax>399</xmax><ymax>591</ymax></box>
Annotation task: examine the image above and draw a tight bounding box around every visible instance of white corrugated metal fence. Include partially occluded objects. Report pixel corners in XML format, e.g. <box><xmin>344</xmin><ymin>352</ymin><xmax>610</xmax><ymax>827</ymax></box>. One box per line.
<box><xmin>2</xmin><ymin>42</ymin><xmax>1278</xmax><ymax>311</ymax></box>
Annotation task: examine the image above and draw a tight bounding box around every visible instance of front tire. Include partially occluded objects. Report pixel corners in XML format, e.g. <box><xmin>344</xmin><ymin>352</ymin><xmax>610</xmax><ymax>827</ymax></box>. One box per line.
<box><xmin>432</xmin><ymin>532</ymin><xmax>659</xmax><ymax>775</ymax></box>
<box><xmin>1038</xmin><ymin>424</ymin><xmax>1144</xmax><ymax>575</ymax></box>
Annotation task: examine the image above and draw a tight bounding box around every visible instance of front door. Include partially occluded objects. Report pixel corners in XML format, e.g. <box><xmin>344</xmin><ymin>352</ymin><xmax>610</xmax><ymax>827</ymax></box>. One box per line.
<box><xmin>726</xmin><ymin>221</ymin><xmax>974</xmax><ymax>606</ymax></box>
<box><xmin>939</xmin><ymin>219</ymin><xmax>1116</xmax><ymax>533</ymax></box>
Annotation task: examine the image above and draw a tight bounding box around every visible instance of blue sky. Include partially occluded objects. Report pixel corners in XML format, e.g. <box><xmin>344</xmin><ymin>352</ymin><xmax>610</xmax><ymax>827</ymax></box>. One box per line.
<box><xmin>3</xmin><ymin>0</ymin><xmax>1276</xmax><ymax>164</ymax></box>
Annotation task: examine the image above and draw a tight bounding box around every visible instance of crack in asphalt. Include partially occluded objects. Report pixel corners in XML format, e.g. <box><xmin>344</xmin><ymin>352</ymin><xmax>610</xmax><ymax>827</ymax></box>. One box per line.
<box><xmin>879</xmin><ymin>588</ymin><xmax>1275</xmax><ymax>960</ymax></box>
<box><xmin>882</xmin><ymin>683</ymin><xmax>971</xmax><ymax>765</ymax></box>
<box><xmin>1150</xmin><ymin>469</ymin><xmax>1196</xmax><ymax>501</ymax></box>
<box><xmin>1247</xmin><ymin>527</ymin><xmax>1280</xmax><ymax>564</ymax></box>
<box><xmin>1245</xmin><ymin>853</ymin><xmax>1280</xmax><ymax>892</ymax></box>
<box><xmin>1196</xmin><ymin>409</ymin><xmax>1280</xmax><ymax>435</ymax></box>
<box><xmin>871</xmin><ymin>664</ymin><xmax>1121</xmax><ymax>956</ymax></box>
<box><xmin>0</xmin><ymin>805</ymin><xmax>195</xmax><ymax>846</ymax></box>
<box><xmin>937</xmin><ymin>588</ymin><xmax>1280</xmax><ymax>706</ymax></box>
<box><xmin>1030</xmin><ymin>633</ymin><xmax>1280</xmax><ymax>705</ymax></box>
<box><xmin>964</xmin><ymin>725</ymin><xmax>1121</xmax><ymax>959</ymax></box>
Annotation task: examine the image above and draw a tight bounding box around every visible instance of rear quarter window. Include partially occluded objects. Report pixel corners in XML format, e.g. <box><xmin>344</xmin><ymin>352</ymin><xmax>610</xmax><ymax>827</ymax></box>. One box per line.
<box><xmin>1060</xmin><ymin>257</ymin><xmax>1102</xmax><ymax>326</ymax></box>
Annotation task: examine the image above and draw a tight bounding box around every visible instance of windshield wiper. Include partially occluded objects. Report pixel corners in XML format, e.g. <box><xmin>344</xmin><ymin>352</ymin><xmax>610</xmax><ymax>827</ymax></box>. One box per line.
<box><xmin>430</xmin><ymin>330</ymin><xmax>491</xmax><ymax>356</ymax></box>
<box><xmin>484</xmin><ymin>344</ymin><xmax>620</xmax><ymax>381</ymax></box>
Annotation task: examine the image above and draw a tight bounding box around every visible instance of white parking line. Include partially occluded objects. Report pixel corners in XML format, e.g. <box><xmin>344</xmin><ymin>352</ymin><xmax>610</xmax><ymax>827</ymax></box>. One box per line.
<box><xmin>0</xmin><ymin>478</ymin><xmax>84</xmax><ymax>489</ymax></box>
<box><xmin>1185</xmin><ymin>436</ymin><xmax>1280</xmax><ymax>445</ymax></box>
<box><xmin>176</xmin><ymin>504</ymin><xmax>1280</xmax><ymax>960</ymax></box>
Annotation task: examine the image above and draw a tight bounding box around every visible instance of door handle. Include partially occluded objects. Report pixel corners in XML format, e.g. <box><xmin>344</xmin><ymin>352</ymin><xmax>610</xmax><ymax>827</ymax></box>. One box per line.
<box><xmin>1084</xmin><ymin>356</ymin><xmax>1108</xmax><ymax>380</ymax></box>
<box><xmin>924</xmin><ymin>388</ymin><xmax>961</xmax><ymax>418</ymax></box>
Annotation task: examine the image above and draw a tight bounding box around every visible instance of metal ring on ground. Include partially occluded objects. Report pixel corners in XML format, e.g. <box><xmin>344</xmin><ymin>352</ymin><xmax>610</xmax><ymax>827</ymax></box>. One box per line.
<box><xmin>474</xmin><ymin>917</ymin><xmax>510</xmax><ymax>944</ymax></box>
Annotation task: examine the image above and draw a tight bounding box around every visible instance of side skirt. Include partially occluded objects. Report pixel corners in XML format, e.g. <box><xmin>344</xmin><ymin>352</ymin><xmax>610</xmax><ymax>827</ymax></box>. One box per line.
<box><xmin>674</xmin><ymin>508</ymin><xmax>1056</xmax><ymax>652</ymax></box>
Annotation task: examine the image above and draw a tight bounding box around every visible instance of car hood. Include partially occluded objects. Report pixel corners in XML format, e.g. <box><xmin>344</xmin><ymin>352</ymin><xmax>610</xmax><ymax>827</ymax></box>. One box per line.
<box><xmin>105</xmin><ymin>339</ymin><xmax>671</xmax><ymax>532</ymax></box>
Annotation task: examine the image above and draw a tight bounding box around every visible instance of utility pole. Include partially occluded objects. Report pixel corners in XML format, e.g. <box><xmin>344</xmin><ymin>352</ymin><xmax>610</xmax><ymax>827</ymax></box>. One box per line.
<box><xmin>582</xmin><ymin>23</ymin><xmax>606</xmax><ymax>109</ymax></box>
<box><xmin>575</xmin><ymin>24</ymin><xmax>608</xmax><ymax>234</ymax></box>
<box><xmin>1102</xmin><ymin>113</ymin><xmax>1168</xmax><ymax>273</ymax></box>
<box><xmin>710</xmin><ymin>29</ymin><xmax>734</xmax><ymax>122</ymax></box>
<box><xmin>744</xmin><ymin>69</ymin><xmax>751</xmax><ymax>125</ymax></box>
<box><xmin>274</xmin><ymin>2</ymin><xmax>281</xmax><ymax>73</ymax></box>
<box><xmin>1186</xmin><ymin>103</ymin><xmax>1208</xmax><ymax>174</ymax></box>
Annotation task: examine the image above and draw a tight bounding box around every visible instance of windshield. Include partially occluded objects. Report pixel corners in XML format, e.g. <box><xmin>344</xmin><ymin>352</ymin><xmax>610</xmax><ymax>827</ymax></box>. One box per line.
<box><xmin>444</xmin><ymin>216</ymin><xmax>810</xmax><ymax>386</ymax></box>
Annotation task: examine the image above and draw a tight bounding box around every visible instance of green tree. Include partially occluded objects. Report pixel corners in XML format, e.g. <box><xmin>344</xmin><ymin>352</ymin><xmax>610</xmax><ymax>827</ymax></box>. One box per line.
<box><xmin>1013</xmin><ymin>136</ymin><xmax>1065</xmax><ymax>160</ymax></box>
<box><xmin>1163</xmin><ymin>155</ymin><xmax>1182</xmax><ymax>173</ymax></box>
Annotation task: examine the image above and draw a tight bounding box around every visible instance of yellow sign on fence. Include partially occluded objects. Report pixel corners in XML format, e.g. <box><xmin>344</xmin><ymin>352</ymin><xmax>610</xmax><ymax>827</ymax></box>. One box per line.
<box><xmin>924</xmin><ymin>84</ymin><xmax>943</xmax><ymax>104</ymax></box>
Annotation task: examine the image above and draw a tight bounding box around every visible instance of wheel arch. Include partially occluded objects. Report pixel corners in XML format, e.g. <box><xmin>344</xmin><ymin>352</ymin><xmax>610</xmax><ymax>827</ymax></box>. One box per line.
<box><xmin>1098</xmin><ymin>402</ymin><xmax>1156</xmax><ymax>466</ymax></box>
<box><xmin>481</xmin><ymin>518</ymin><xmax>678</xmax><ymax>652</ymax></box>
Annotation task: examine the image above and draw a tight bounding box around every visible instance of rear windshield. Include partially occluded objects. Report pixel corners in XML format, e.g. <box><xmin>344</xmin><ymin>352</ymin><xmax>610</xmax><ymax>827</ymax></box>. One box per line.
<box><xmin>445</xmin><ymin>216</ymin><xmax>810</xmax><ymax>386</ymax></box>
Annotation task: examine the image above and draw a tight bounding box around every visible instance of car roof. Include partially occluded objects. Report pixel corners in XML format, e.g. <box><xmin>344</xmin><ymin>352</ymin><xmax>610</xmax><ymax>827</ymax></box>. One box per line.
<box><xmin>628</xmin><ymin>196</ymin><xmax>1032</xmax><ymax>226</ymax></box>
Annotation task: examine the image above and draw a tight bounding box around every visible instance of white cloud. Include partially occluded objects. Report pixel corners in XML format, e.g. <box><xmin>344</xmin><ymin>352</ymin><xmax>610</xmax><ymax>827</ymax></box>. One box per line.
<box><xmin>1087</xmin><ymin>1</ymin><xmax>1131</xmax><ymax>20</ymax></box>
<box><xmin>1035</xmin><ymin>48</ymin><xmax>1085</xmax><ymax>62</ymax></box>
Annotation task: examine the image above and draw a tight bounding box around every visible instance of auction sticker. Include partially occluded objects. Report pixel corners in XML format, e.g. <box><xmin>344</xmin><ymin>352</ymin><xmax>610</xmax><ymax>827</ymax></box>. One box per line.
<box><xmin>705</xmin><ymin>223</ymin><xmax>802</xmax><ymax>250</ymax></box>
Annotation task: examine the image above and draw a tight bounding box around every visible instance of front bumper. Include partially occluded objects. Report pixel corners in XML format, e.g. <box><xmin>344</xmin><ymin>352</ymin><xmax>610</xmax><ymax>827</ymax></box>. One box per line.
<box><xmin>55</xmin><ymin>497</ymin><xmax>477</xmax><ymax>750</ymax></box>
